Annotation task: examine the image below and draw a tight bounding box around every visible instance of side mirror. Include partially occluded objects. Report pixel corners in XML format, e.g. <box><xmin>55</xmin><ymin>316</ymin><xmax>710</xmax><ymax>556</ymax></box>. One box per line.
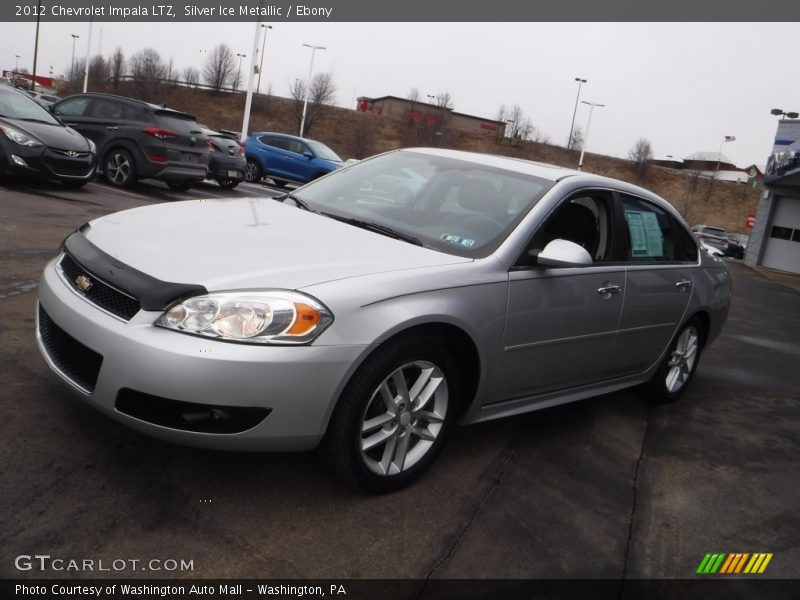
<box><xmin>535</xmin><ymin>239</ymin><xmax>592</xmax><ymax>268</ymax></box>
<box><xmin>303</xmin><ymin>151</ymin><xmax>314</xmax><ymax>159</ymax></box>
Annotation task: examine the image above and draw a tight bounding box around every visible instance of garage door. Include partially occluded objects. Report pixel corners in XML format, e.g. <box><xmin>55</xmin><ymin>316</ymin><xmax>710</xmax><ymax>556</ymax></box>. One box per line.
<box><xmin>762</xmin><ymin>196</ymin><xmax>800</xmax><ymax>274</ymax></box>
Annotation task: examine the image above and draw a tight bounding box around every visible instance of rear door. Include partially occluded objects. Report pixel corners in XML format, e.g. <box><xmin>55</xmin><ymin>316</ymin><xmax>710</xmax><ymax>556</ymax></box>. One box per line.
<box><xmin>608</xmin><ymin>193</ymin><xmax>698</xmax><ymax>376</ymax></box>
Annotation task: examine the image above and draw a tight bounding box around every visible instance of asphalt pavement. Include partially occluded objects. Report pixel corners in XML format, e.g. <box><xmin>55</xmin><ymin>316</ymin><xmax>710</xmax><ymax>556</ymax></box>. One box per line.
<box><xmin>0</xmin><ymin>177</ymin><xmax>798</xmax><ymax>585</ymax></box>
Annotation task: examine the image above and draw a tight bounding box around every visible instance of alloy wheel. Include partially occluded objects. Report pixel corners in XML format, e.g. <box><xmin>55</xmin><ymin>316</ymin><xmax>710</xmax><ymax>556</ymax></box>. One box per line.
<box><xmin>106</xmin><ymin>152</ymin><xmax>132</xmax><ymax>185</ymax></box>
<box><xmin>665</xmin><ymin>325</ymin><xmax>699</xmax><ymax>393</ymax></box>
<box><xmin>359</xmin><ymin>360</ymin><xmax>448</xmax><ymax>476</ymax></box>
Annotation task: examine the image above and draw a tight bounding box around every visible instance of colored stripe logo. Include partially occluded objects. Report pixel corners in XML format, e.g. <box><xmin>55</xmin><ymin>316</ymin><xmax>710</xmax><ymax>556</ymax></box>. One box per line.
<box><xmin>696</xmin><ymin>553</ymin><xmax>773</xmax><ymax>574</ymax></box>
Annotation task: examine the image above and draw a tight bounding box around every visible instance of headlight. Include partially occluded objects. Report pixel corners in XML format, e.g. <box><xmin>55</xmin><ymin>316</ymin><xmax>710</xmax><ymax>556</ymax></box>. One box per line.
<box><xmin>0</xmin><ymin>124</ymin><xmax>43</xmax><ymax>148</ymax></box>
<box><xmin>155</xmin><ymin>291</ymin><xmax>333</xmax><ymax>345</ymax></box>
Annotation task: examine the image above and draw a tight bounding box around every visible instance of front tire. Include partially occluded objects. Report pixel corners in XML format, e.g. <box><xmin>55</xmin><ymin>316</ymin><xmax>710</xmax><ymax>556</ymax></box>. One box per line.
<box><xmin>644</xmin><ymin>317</ymin><xmax>704</xmax><ymax>404</ymax></box>
<box><xmin>245</xmin><ymin>159</ymin><xmax>262</xmax><ymax>183</ymax></box>
<box><xmin>320</xmin><ymin>335</ymin><xmax>459</xmax><ymax>493</ymax></box>
<box><xmin>103</xmin><ymin>148</ymin><xmax>137</xmax><ymax>188</ymax></box>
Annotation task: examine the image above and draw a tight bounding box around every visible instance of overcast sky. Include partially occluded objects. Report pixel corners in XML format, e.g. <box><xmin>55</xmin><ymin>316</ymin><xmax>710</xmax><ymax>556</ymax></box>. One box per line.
<box><xmin>2</xmin><ymin>21</ymin><xmax>798</xmax><ymax>167</ymax></box>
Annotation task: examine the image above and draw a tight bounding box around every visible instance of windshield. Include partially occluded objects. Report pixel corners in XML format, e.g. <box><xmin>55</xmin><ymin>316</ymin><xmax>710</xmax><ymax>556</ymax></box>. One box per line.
<box><xmin>307</xmin><ymin>139</ymin><xmax>341</xmax><ymax>162</ymax></box>
<box><xmin>293</xmin><ymin>150</ymin><xmax>553</xmax><ymax>258</ymax></box>
<box><xmin>0</xmin><ymin>87</ymin><xmax>60</xmax><ymax>124</ymax></box>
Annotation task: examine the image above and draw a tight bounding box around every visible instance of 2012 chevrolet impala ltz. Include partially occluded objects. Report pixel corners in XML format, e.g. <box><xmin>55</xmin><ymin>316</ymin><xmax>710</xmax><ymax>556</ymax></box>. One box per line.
<box><xmin>36</xmin><ymin>148</ymin><xmax>730</xmax><ymax>491</ymax></box>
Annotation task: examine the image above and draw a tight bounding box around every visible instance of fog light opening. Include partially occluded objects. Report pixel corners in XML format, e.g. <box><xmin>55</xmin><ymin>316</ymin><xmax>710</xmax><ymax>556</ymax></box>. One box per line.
<box><xmin>11</xmin><ymin>154</ymin><xmax>28</xmax><ymax>167</ymax></box>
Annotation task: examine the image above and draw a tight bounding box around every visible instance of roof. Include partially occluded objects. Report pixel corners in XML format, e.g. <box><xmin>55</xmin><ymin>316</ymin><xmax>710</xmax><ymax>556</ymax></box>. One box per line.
<box><xmin>685</xmin><ymin>151</ymin><xmax>734</xmax><ymax>163</ymax></box>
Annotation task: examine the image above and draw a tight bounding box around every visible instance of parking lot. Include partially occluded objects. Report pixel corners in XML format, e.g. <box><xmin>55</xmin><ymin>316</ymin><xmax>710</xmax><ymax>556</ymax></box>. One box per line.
<box><xmin>1</xmin><ymin>177</ymin><xmax>799</xmax><ymax>583</ymax></box>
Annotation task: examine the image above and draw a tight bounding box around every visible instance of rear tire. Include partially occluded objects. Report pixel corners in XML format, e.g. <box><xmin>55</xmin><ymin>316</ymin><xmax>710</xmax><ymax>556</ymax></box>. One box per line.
<box><xmin>166</xmin><ymin>179</ymin><xmax>193</xmax><ymax>192</ymax></box>
<box><xmin>643</xmin><ymin>317</ymin><xmax>704</xmax><ymax>404</ymax></box>
<box><xmin>319</xmin><ymin>335</ymin><xmax>459</xmax><ymax>493</ymax></box>
<box><xmin>268</xmin><ymin>178</ymin><xmax>287</xmax><ymax>188</ymax></box>
<box><xmin>103</xmin><ymin>148</ymin><xmax>137</xmax><ymax>188</ymax></box>
<box><xmin>216</xmin><ymin>177</ymin><xmax>240</xmax><ymax>189</ymax></box>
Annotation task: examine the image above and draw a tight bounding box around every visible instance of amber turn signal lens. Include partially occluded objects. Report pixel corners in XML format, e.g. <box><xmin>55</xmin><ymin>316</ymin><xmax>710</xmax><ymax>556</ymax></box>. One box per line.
<box><xmin>287</xmin><ymin>303</ymin><xmax>321</xmax><ymax>335</ymax></box>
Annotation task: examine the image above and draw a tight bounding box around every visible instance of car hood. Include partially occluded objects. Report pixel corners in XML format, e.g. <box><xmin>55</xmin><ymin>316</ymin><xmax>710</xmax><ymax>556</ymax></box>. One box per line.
<box><xmin>83</xmin><ymin>197</ymin><xmax>471</xmax><ymax>291</ymax></box>
<box><xmin>4</xmin><ymin>118</ymin><xmax>91</xmax><ymax>151</ymax></box>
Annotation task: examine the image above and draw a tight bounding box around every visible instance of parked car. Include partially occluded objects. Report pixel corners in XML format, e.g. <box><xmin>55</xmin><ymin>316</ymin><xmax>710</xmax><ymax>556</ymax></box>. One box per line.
<box><xmin>244</xmin><ymin>132</ymin><xmax>342</xmax><ymax>186</ymax></box>
<box><xmin>50</xmin><ymin>92</ymin><xmax>209</xmax><ymax>191</ymax></box>
<box><xmin>200</xmin><ymin>126</ymin><xmax>246</xmax><ymax>189</ymax></box>
<box><xmin>26</xmin><ymin>90</ymin><xmax>61</xmax><ymax>108</ymax></box>
<box><xmin>0</xmin><ymin>85</ymin><xmax>96</xmax><ymax>186</ymax></box>
<box><xmin>36</xmin><ymin>148</ymin><xmax>730</xmax><ymax>492</ymax></box>
<box><xmin>692</xmin><ymin>224</ymin><xmax>744</xmax><ymax>259</ymax></box>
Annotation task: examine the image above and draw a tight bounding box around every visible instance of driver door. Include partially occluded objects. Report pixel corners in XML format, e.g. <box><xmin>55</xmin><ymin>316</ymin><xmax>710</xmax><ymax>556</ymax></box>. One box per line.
<box><xmin>490</xmin><ymin>191</ymin><xmax>625</xmax><ymax>402</ymax></box>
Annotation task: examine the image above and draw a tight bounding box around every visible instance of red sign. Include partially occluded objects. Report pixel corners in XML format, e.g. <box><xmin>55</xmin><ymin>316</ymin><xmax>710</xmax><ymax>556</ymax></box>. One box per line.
<box><xmin>746</xmin><ymin>213</ymin><xmax>756</xmax><ymax>229</ymax></box>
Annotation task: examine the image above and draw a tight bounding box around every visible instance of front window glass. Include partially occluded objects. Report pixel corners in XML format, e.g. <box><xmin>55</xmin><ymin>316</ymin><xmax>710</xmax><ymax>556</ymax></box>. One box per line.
<box><xmin>293</xmin><ymin>151</ymin><xmax>553</xmax><ymax>258</ymax></box>
<box><xmin>0</xmin><ymin>88</ymin><xmax>61</xmax><ymax>124</ymax></box>
<box><xmin>306</xmin><ymin>140</ymin><xmax>341</xmax><ymax>162</ymax></box>
<box><xmin>52</xmin><ymin>96</ymin><xmax>90</xmax><ymax>118</ymax></box>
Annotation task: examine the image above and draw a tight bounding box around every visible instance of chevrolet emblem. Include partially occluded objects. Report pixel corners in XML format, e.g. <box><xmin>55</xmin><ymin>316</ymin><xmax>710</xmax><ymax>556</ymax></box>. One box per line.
<box><xmin>75</xmin><ymin>274</ymin><xmax>93</xmax><ymax>293</ymax></box>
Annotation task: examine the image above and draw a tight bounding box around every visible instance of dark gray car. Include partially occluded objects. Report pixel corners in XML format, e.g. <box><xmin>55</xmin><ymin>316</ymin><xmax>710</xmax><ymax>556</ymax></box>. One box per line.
<box><xmin>51</xmin><ymin>92</ymin><xmax>209</xmax><ymax>191</ymax></box>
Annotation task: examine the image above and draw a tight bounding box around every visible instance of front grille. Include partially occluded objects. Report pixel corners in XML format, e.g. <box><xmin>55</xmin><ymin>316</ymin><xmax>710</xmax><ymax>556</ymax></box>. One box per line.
<box><xmin>60</xmin><ymin>253</ymin><xmax>141</xmax><ymax>321</ymax></box>
<box><xmin>43</xmin><ymin>156</ymin><xmax>93</xmax><ymax>177</ymax></box>
<box><xmin>38</xmin><ymin>305</ymin><xmax>103</xmax><ymax>394</ymax></box>
<box><xmin>116</xmin><ymin>389</ymin><xmax>271</xmax><ymax>434</ymax></box>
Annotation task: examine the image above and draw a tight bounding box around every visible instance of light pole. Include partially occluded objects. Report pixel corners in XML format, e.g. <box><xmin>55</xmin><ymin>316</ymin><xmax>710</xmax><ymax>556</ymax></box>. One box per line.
<box><xmin>426</xmin><ymin>94</ymin><xmax>435</xmax><ymax>104</ymax></box>
<box><xmin>70</xmin><ymin>34</ymin><xmax>79</xmax><ymax>75</ymax></box>
<box><xmin>257</xmin><ymin>24</ymin><xmax>272</xmax><ymax>95</ymax></box>
<box><xmin>299</xmin><ymin>43</ymin><xmax>326</xmax><ymax>137</ymax></box>
<box><xmin>577</xmin><ymin>100</ymin><xmax>604</xmax><ymax>171</ymax></box>
<box><xmin>568</xmin><ymin>77</ymin><xmax>587</xmax><ymax>149</ymax></box>
<box><xmin>14</xmin><ymin>55</ymin><xmax>21</xmax><ymax>72</ymax></box>
<box><xmin>770</xmin><ymin>108</ymin><xmax>799</xmax><ymax>119</ymax></box>
<box><xmin>235</xmin><ymin>53</ymin><xmax>246</xmax><ymax>91</ymax></box>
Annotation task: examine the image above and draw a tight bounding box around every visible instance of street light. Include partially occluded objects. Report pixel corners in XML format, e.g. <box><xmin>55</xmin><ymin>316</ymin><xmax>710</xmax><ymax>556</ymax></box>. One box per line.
<box><xmin>299</xmin><ymin>43</ymin><xmax>326</xmax><ymax>137</ymax></box>
<box><xmin>770</xmin><ymin>108</ymin><xmax>799</xmax><ymax>119</ymax></box>
<box><xmin>235</xmin><ymin>53</ymin><xmax>246</xmax><ymax>91</ymax></box>
<box><xmin>568</xmin><ymin>77</ymin><xmax>587</xmax><ymax>149</ymax></box>
<box><xmin>14</xmin><ymin>55</ymin><xmax>21</xmax><ymax>72</ymax></box>
<box><xmin>70</xmin><ymin>34</ymin><xmax>80</xmax><ymax>74</ymax></box>
<box><xmin>577</xmin><ymin>100</ymin><xmax>604</xmax><ymax>171</ymax></box>
<box><xmin>257</xmin><ymin>24</ymin><xmax>272</xmax><ymax>95</ymax></box>
<box><xmin>426</xmin><ymin>94</ymin><xmax>436</xmax><ymax>104</ymax></box>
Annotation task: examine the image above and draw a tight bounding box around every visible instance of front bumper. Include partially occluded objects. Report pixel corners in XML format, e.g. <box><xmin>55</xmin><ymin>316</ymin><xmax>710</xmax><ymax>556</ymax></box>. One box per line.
<box><xmin>0</xmin><ymin>142</ymin><xmax>96</xmax><ymax>182</ymax></box>
<box><xmin>36</xmin><ymin>259</ymin><xmax>368</xmax><ymax>451</ymax></box>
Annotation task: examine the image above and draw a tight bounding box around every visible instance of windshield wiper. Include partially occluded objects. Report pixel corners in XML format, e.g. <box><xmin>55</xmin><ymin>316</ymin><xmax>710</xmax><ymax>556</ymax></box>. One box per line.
<box><xmin>275</xmin><ymin>193</ymin><xmax>311</xmax><ymax>211</ymax></box>
<box><xmin>319</xmin><ymin>213</ymin><xmax>424</xmax><ymax>246</ymax></box>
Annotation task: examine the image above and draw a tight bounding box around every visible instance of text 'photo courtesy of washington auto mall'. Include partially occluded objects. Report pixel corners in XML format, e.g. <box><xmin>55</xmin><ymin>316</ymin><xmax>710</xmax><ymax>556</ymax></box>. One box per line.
<box><xmin>1</xmin><ymin>4</ymin><xmax>799</xmax><ymax>599</ymax></box>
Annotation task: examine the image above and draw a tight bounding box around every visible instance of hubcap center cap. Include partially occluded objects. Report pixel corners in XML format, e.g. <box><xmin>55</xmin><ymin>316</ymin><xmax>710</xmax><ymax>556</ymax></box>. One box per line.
<box><xmin>399</xmin><ymin>413</ymin><xmax>411</xmax><ymax>427</ymax></box>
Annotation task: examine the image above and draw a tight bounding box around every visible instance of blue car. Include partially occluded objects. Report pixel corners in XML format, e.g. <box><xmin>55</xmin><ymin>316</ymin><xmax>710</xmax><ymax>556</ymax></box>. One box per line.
<box><xmin>244</xmin><ymin>132</ymin><xmax>343</xmax><ymax>186</ymax></box>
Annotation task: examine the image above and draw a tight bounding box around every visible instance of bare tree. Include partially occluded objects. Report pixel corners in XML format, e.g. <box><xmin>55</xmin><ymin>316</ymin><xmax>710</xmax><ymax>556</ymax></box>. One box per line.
<box><xmin>183</xmin><ymin>66</ymin><xmax>200</xmax><ymax>88</ymax></box>
<box><xmin>88</xmin><ymin>54</ymin><xmax>109</xmax><ymax>87</ymax></box>
<box><xmin>66</xmin><ymin>57</ymin><xmax>85</xmax><ymax>85</ymax></box>
<box><xmin>404</xmin><ymin>87</ymin><xmax>421</xmax><ymax>127</ymax></box>
<box><xmin>109</xmin><ymin>47</ymin><xmax>125</xmax><ymax>89</ymax></box>
<box><xmin>129</xmin><ymin>48</ymin><xmax>169</xmax><ymax>102</ymax></box>
<box><xmin>628</xmin><ymin>137</ymin><xmax>654</xmax><ymax>176</ymax></box>
<box><xmin>289</xmin><ymin>71</ymin><xmax>337</xmax><ymax>136</ymax></box>
<box><xmin>435</xmin><ymin>92</ymin><xmax>454</xmax><ymax>110</ymax></box>
<box><xmin>567</xmin><ymin>125</ymin><xmax>583</xmax><ymax>151</ymax></box>
<box><xmin>203</xmin><ymin>44</ymin><xmax>235</xmax><ymax>93</ymax></box>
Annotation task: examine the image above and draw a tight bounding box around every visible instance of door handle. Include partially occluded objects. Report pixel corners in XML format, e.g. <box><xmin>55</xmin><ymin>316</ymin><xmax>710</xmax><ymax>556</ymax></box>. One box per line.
<box><xmin>676</xmin><ymin>280</ymin><xmax>693</xmax><ymax>291</ymax></box>
<box><xmin>106</xmin><ymin>126</ymin><xmax>119</xmax><ymax>131</ymax></box>
<box><xmin>597</xmin><ymin>284</ymin><xmax>622</xmax><ymax>297</ymax></box>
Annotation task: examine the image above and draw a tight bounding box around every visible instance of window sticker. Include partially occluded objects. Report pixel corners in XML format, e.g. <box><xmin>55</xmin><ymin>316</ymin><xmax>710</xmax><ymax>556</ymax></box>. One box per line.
<box><xmin>624</xmin><ymin>209</ymin><xmax>664</xmax><ymax>257</ymax></box>
<box><xmin>440</xmin><ymin>233</ymin><xmax>476</xmax><ymax>248</ymax></box>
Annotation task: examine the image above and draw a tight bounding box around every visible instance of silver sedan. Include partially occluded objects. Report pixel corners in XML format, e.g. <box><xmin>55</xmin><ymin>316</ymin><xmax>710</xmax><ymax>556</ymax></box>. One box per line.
<box><xmin>36</xmin><ymin>148</ymin><xmax>730</xmax><ymax>491</ymax></box>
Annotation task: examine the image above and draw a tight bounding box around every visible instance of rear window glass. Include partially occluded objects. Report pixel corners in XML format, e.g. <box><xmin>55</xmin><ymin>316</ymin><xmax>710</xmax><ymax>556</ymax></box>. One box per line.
<box><xmin>155</xmin><ymin>110</ymin><xmax>200</xmax><ymax>133</ymax></box>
